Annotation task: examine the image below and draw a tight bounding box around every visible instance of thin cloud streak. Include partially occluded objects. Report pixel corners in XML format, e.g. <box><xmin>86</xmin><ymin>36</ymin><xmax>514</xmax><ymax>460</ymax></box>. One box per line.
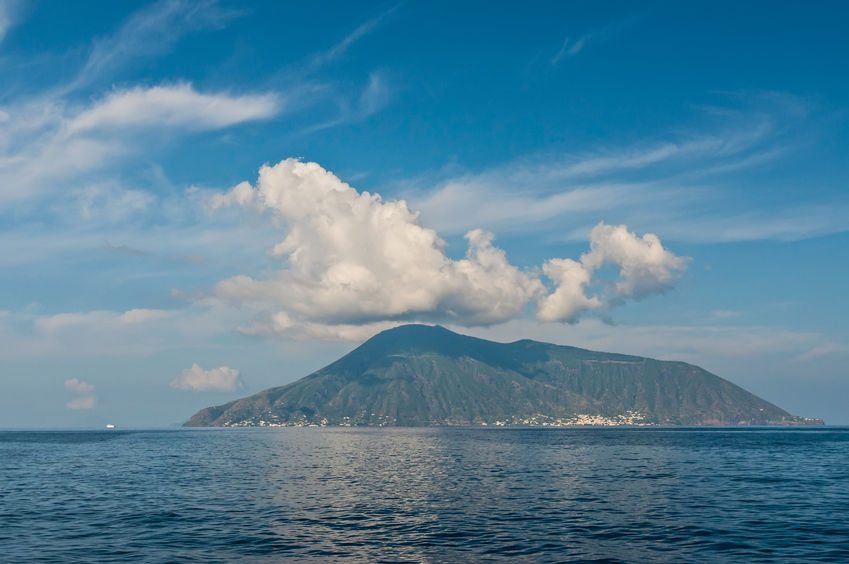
<box><xmin>69</xmin><ymin>0</ymin><xmax>242</xmax><ymax>91</ymax></box>
<box><xmin>0</xmin><ymin>0</ymin><xmax>16</xmax><ymax>45</ymax></box>
<box><xmin>300</xmin><ymin>71</ymin><xmax>393</xmax><ymax>134</ymax></box>
<box><xmin>311</xmin><ymin>3</ymin><xmax>401</xmax><ymax>68</ymax></box>
<box><xmin>269</xmin><ymin>5</ymin><xmax>400</xmax><ymax>135</ymax></box>
<box><xmin>67</xmin><ymin>84</ymin><xmax>280</xmax><ymax>133</ymax></box>
<box><xmin>408</xmin><ymin>108</ymin><xmax>849</xmax><ymax>243</ymax></box>
<box><xmin>607</xmin><ymin>204</ymin><xmax>849</xmax><ymax>244</ymax></box>
<box><xmin>550</xmin><ymin>18</ymin><xmax>637</xmax><ymax>66</ymax></box>
<box><xmin>552</xmin><ymin>35</ymin><xmax>588</xmax><ymax>65</ymax></box>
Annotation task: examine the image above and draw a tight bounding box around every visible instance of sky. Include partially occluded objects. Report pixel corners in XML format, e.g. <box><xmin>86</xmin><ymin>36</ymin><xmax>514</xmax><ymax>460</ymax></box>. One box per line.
<box><xmin>1</xmin><ymin>0</ymin><xmax>847</xmax><ymax>427</ymax></box>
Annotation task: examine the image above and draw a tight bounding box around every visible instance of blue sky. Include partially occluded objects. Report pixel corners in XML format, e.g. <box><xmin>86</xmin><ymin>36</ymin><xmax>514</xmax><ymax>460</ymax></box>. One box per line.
<box><xmin>1</xmin><ymin>0</ymin><xmax>847</xmax><ymax>427</ymax></box>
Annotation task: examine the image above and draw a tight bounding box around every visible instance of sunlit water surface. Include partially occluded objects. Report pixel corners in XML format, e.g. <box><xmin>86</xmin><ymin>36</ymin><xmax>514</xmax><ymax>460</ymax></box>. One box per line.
<box><xmin>1</xmin><ymin>427</ymin><xmax>847</xmax><ymax>562</ymax></box>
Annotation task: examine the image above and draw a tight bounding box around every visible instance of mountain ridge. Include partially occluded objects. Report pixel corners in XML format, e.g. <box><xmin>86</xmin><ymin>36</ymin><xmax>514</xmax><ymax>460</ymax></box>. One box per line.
<box><xmin>185</xmin><ymin>324</ymin><xmax>824</xmax><ymax>427</ymax></box>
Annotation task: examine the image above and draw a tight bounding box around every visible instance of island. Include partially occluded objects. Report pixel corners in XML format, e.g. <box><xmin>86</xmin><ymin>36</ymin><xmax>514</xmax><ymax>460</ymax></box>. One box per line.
<box><xmin>185</xmin><ymin>324</ymin><xmax>824</xmax><ymax>427</ymax></box>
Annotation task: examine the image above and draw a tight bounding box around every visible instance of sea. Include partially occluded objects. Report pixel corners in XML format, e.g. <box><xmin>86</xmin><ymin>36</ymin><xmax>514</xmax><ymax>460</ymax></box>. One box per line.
<box><xmin>1</xmin><ymin>427</ymin><xmax>847</xmax><ymax>563</ymax></box>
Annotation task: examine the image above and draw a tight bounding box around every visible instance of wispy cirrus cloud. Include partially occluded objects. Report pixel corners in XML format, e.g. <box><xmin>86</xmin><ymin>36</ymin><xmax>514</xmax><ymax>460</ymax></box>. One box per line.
<box><xmin>309</xmin><ymin>3</ymin><xmax>401</xmax><ymax>69</ymax></box>
<box><xmin>0</xmin><ymin>83</ymin><xmax>281</xmax><ymax>204</ymax></box>
<box><xmin>793</xmin><ymin>343</ymin><xmax>849</xmax><ymax>362</ymax></box>
<box><xmin>36</xmin><ymin>308</ymin><xmax>173</xmax><ymax>334</ymax></box>
<box><xmin>551</xmin><ymin>34</ymin><xmax>589</xmax><ymax>65</ymax></box>
<box><xmin>407</xmin><ymin>99</ymin><xmax>849</xmax><ymax>244</ymax></box>
<box><xmin>70</xmin><ymin>0</ymin><xmax>243</xmax><ymax>90</ymax></box>
<box><xmin>610</xmin><ymin>203</ymin><xmax>849</xmax><ymax>244</ymax></box>
<box><xmin>551</xmin><ymin>19</ymin><xmax>636</xmax><ymax>66</ymax></box>
<box><xmin>0</xmin><ymin>0</ymin><xmax>17</xmax><ymax>45</ymax></box>
<box><xmin>302</xmin><ymin>70</ymin><xmax>394</xmax><ymax>133</ymax></box>
<box><xmin>68</xmin><ymin>83</ymin><xmax>280</xmax><ymax>133</ymax></box>
<box><xmin>277</xmin><ymin>5</ymin><xmax>400</xmax><ymax>133</ymax></box>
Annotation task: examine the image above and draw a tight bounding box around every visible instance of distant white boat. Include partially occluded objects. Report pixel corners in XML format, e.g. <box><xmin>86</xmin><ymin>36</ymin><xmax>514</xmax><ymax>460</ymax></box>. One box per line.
<box><xmin>106</xmin><ymin>424</ymin><xmax>116</xmax><ymax>429</ymax></box>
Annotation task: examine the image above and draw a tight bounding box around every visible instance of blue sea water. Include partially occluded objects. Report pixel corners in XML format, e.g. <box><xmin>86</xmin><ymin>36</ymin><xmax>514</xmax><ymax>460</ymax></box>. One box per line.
<box><xmin>1</xmin><ymin>428</ymin><xmax>848</xmax><ymax>563</ymax></box>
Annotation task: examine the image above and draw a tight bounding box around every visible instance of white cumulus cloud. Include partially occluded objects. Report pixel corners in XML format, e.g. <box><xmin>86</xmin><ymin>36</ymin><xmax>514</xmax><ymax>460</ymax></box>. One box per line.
<box><xmin>538</xmin><ymin>223</ymin><xmax>688</xmax><ymax>322</ymax></box>
<box><xmin>208</xmin><ymin>159</ymin><xmax>687</xmax><ymax>338</ymax></box>
<box><xmin>65</xmin><ymin>377</ymin><xmax>97</xmax><ymax>409</ymax></box>
<box><xmin>65</xmin><ymin>377</ymin><xmax>94</xmax><ymax>394</ymax></box>
<box><xmin>211</xmin><ymin>159</ymin><xmax>543</xmax><ymax>336</ymax></box>
<box><xmin>171</xmin><ymin>363</ymin><xmax>243</xmax><ymax>392</ymax></box>
<box><xmin>537</xmin><ymin>258</ymin><xmax>603</xmax><ymax>322</ymax></box>
<box><xmin>582</xmin><ymin>222</ymin><xmax>689</xmax><ymax>300</ymax></box>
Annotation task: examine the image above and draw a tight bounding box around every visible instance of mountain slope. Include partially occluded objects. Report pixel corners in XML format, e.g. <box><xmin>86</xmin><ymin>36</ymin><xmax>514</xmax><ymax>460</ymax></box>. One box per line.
<box><xmin>185</xmin><ymin>324</ymin><xmax>822</xmax><ymax>427</ymax></box>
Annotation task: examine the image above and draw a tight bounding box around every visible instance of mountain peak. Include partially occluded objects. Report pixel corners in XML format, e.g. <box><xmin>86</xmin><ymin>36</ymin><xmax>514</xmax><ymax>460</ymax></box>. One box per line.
<box><xmin>349</xmin><ymin>323</ymin><xmax>485</xmax><ymax>358</ymax></box>
<box><xmin>367</xmin><ymin>323</ymin><xmax>454</xmax><ymax>342</ymax></box>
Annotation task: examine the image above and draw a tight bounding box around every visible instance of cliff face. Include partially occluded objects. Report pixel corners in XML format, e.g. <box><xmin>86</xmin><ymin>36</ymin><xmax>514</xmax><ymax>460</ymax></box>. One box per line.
<box><xmin>185</xmin><ymin>324</ymin><xmax>823</xmax><ymax>427</ymax></box>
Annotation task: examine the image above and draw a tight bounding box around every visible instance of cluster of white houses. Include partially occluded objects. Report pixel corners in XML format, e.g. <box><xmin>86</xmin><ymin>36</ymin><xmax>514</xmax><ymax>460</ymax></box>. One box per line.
<box><xmin>221</xmin><ymin>410</ymin><xmax>654</xmax><ymax>427</ymax></box>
